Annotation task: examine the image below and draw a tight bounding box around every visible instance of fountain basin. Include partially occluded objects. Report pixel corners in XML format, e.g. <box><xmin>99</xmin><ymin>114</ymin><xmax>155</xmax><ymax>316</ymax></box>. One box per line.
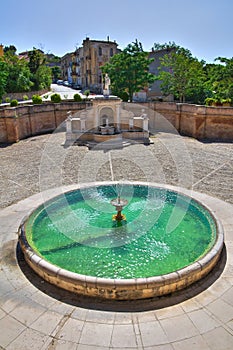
<box><xmin>18</xmin><ymin>182</ymin><xmax>224</xmax><ymax>300</ymax></box>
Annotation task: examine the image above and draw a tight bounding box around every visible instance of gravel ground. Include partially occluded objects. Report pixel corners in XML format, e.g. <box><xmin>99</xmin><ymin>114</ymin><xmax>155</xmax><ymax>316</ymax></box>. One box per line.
<box><xmin>0</xmin><ymin>131</ymin><xmax>232</xmax><ymax>208</ymax></box>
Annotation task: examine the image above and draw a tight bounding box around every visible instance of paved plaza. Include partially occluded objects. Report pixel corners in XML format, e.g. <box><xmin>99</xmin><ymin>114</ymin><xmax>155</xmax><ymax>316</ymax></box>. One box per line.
<box><xmin>0</xmin><ymin>131</ymin><xmax>233</xmax><ymax>349</ymax></box>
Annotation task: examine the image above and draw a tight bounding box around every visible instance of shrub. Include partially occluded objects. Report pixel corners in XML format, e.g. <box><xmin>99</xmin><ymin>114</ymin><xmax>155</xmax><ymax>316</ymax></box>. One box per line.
<box><xmin>10</xmin><ymin>99</ymin><xmax>18</xmax><ymax>107</ymax></box>
<box><xmin>5</xmin><ymin>97</ymin><xmax>11</xmax><ymax>103</ymax></box>
<box><xmin>51</xmin><ymin>93</ymin><xmax>61</xmax><ymax>103</ymax></box>
<box><xmin>73</xmin><ymin>93</ymin><xmax>82</xmax><ymax>102</ymax></box>
<box><xmin>213</xmin><ymin>97</ymin><xmax>222</xmax><ymax>106</ymax></box>
<box><xmin>83</xmin><ymin>89</ymin><xmax>90</xmax><ymax>98</ymax></box>
<box><xmin>32</xmin><ymin>95</ymin><xmax>42</xmax><ymax>104</ymax></box>
<box><xmin>205</xmin><ymin>97</ymin><xmax>215</xmax><ymax>106</ymax></box>
<box><xmin>23</xmin><ymin>95</ymin><xmax>29</xmax><ymax>101</ymax></box>
<box><xmin>221</xmin><ymin>98</ymin><xmax>231</xmax><ymax>105</ymax></box>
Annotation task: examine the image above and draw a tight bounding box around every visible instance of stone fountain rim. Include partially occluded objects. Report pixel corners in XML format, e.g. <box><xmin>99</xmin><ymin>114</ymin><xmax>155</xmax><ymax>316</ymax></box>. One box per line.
<box><xmin>18</xmin><ymin>181</ymin><xmax>224</xmax><ymax>300</ymax></box>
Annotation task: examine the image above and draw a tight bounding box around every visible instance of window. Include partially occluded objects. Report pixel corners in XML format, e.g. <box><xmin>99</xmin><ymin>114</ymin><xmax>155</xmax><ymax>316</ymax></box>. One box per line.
<box><xmin>99</xmin><ymin>47</ymin><xmax>102</xmax><ymax>56</ymax></box>
<box><xmin>110</xmin><ymin>48</ymin><xmax>113</xmax><ymax>57</ymax></box>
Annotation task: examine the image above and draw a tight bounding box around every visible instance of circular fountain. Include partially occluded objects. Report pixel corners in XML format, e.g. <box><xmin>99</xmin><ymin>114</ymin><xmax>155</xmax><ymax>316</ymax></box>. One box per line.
<box><xmin>18</xmin><ymin>182</ymin><xmax>224</xmax><ymax>300</ymax></box>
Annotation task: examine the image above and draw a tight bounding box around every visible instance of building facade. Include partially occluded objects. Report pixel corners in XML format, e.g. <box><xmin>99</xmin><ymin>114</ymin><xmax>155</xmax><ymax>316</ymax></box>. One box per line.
<box><xmin>60</xmin><ymin>38</ymin><xmax>174</xmax><ymax>99</ymax></box>
<box><xmin>60</xmin><ymin>52</ymin><xmax>75</xmax><ymax>84</ymax></box>
<box><xmin>61</xmin><ymin>37</ymin><xmax>119</xmax><ymax>92</ymax></box>
<box><xmin>147</xmin><ymin>47</ymin><xmax>175</xmax><ymax>101</ymax></box>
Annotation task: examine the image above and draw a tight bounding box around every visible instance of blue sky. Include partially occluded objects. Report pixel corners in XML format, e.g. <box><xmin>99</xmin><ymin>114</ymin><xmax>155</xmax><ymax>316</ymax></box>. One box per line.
<box><xmin>1</xmin><ymin>0</ymin><xmax>233</xmax><ymax>63</ymax></box>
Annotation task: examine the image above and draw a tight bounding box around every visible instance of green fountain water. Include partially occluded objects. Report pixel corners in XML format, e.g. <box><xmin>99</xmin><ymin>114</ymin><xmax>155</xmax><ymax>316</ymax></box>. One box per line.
<box><xmin>24</xmin><ymin>184</ymin><xmax>216</xmax><ymax>280</ymax></box>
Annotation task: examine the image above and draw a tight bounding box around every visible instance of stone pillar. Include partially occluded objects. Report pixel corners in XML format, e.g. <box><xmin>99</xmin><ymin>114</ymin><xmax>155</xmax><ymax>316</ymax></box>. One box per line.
<box><xmin>143</xmin><ymin>116</ymin><xmax>149</xmax><ymax>132</ymax></box>
<box><xmin>116</xmin><ymin>104</ymin><xmax>120</xmax><ymax>131</ymax></box>
<box><xmin>95</xmin><ymin>106</ymin><xmax>99</xmax><ymax>130</ymax></box>
<box><xmin>66</xmin><ymin>118</ymin><xmax>72</xmax><ymax>133</ymax></box>
<box><xmin>129</xmin><ymin>117</ymin><xmax>134</xmax><ymax>130</ymax></box>
<box><xmin>81</xmin><ymin>118</ymin><xmax>86</xmax><ymax>131</ymax></box>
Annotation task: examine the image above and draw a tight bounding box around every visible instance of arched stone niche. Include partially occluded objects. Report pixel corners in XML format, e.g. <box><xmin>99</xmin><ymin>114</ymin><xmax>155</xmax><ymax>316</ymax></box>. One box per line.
<box><xmin>99</xmin><ymin>107</ymin><xmax>114</xmax><ymax>126</ymax></box>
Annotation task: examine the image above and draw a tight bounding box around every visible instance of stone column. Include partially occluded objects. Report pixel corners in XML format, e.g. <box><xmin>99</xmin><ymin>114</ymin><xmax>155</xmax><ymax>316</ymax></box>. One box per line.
<box><xmin>129</xmin><ymin>117</ymin><xmax>134</xmax><ymax>130</ymax></box>
<box><xmin>116</xmin><ymin>104</ymin><xmax>120</xmax><ymax>131</ymax></box>
<box><xmin>66</xmin><ymin>118</ymin><xmax>72</xmax><ymax>133</ymax></box>
<box><xmin>143</xmin><ymin>116</ymin><xmax>149</xmax><ymax>132</ymax></box>
<box><xmin>81</xmin><ymin>118</ymin><xmax>86</xmax><ymax>132</ymax></box>
<box><xmin>95</xmin><ymin>106</ymin><xmax>99</xmax><ymax>130</ymax></box>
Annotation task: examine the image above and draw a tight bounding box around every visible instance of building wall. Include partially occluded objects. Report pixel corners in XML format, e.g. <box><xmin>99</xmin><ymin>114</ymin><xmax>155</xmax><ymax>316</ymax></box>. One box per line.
<box><xmin>61</xmin><ymin>52</ymin><xmax>75</xmax><ymax>82</ymax></box>
<box><xmin>81</xmin><ymin>38</ymin><xmax>118</xmax><ymax>92</ymax></box>
<box><xmin>148</xmin><ymin>48</ymin><xmax>175</xmax><ymax>100</ymax></box>
<box><xmin>62</xmin><ymin>38</ymin><xmax>118</xmax><ymax>92</ymax></box>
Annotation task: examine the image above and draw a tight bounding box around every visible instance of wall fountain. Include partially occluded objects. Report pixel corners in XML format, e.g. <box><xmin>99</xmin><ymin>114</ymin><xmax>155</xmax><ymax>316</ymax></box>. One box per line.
<box><xmin>65</xmin><ymin>98</ymin><xmax>150</xmax><ymax>148</ymax></box>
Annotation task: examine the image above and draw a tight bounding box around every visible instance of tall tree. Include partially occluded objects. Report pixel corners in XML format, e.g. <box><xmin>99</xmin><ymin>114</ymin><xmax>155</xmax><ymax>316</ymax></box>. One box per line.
<box><xmin>4</xmin><ymin>45</ymin><xmax>17</xmax><ymax>56</ymax></box>
<box><xmin>4</xmin><ymin>54</ymin><xmax>32</xmax><ymax>93</ymax></box>
<box><xmin>156</xmin><ymin>46</ymin><xmax>206</xmax><ymax>103</ymax></box>
<box><xmin>0</xmin><ymin>59</ymin><xmax>8</xmax><ymax>100</ymax></box>
<box><xmin>204</xmin><ymin>57</ymin><xmax>233</xmax><ymax>101</ymax></box>
<box><xmin>28</xmin><ymin>48</ymin><xmax>52</xmax><ymax>90</ymax></box>
<box><xmin>51</xmin><ymin>66</ymin><xmax>62</xmax><ymax>82</ymax></box>
<box><xmin>34</xmin><ymin>65</ymin><xmax>52</xmax><ymax>90</ymax></box>
<box><xmin>102</xmin><ymin>40</ymin><xmax>155</xmax><ymax>102</ymax></box>
<box><xmin>28</xmin><ymin>48</ymin><xmax>46</xmax><ymax>74</ymax></box>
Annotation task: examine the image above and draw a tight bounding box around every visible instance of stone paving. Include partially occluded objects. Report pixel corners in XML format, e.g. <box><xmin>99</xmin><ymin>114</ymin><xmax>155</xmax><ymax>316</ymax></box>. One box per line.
<box><xmin>0</xmin><ymin>132</ymin><xmax>233</xmax><ymax>349</ymax></box>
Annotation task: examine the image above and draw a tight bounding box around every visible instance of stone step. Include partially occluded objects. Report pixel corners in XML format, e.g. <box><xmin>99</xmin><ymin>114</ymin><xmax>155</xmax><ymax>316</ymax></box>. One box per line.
<box><xmin>87</xmin><ymin>139</ymin><xmax>132</xmax><ymax>150</ymax></box>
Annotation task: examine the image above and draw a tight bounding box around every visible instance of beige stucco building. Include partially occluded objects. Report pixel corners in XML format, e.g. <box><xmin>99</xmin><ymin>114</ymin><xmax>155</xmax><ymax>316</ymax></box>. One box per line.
<box><xmin>61</xmin><ymin>37</ymin><xmax>119</xmax><ymax>92</ymax></box>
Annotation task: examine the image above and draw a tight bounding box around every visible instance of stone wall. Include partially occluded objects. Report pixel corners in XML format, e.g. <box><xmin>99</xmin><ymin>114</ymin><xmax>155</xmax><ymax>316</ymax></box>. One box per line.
<box><xmin>0</xmin><ymin>102</ymin><xmax>88</xmax><ymax>143</ymax></box>
<box><xmin>0</xmin><ymin>101</ymin><xmax>233</xmax><ymax>143</ymax></box>
<box><xmin>147</xmin><ymin>102</ymin><xmax>233</xmax><ymax>142</ymax></box>
<box><xmin>2</xmin><ymin>89</ymin><xmax>48</xmax><ymax>102</ymax></box>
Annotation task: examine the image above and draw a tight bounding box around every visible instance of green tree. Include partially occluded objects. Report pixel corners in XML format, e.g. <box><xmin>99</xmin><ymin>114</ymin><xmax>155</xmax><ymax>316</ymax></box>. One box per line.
<box><xmin>4</xmin><ymin>54</ymin><xmax>32</xmax><ymax>93</ymax></box>
<box><xmin>28</xmin><ymin>48</ymin><xmax>46</xmax><ymax>74</ymax></box>
<box><xmin>0</xmin><ymin>59</ymin><xmax>9</xmax><ymax>100</ymax></box>
<box><xmin>4</xmin><ymin>45</ymin><xmax>17</xmax><ymax>56</ymax></box>
<box><xmin>156</xmin><ymin>46</ymin><xmax>206</xmax><ymax>103</ymax></box>
<box><xmin>34</xmin><ymin>65</ymin><xmax>52</xmax><ymax>90</ymax></box>
<box><xmin>152</xmin><ymin>41</ymin><xmax>178</xmax><ymax>51</ymax></box>
<box><xmin>204</xmin><ymin>57</ymin><xmax>233</xmax><ymax>102</ymax></box>
<box><xmin>28</xmin><ymin>48</ymin><xmax>52</xmax><ymax>90</ymax></box>
<box><xmin>51</xmin><ymin>66</ymin><xmax>62</xmax><ymax>82</ymax></box>
<box><xmin>102</xmin><ymin>40</ymin><xmax>155</xmax><ymax>102</ymax></box>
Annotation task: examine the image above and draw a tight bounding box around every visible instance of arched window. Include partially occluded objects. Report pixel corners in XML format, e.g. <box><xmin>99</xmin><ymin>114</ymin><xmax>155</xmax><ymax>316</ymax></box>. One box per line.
<box><xmin>110</xmin><ymin>48</ymin><xmax>113</xmax><ymax>57</ymax></box>
<box><xmin>99</xmin><ymin>47</ymin><xmax>102</xmax><ymax>56</ymax></box>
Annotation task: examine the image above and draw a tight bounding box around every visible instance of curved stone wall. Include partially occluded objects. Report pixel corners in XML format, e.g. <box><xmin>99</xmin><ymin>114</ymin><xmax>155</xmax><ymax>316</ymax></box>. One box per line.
<box><xmin>0</xmin><ymin>101</ymin><xmax>233</xmax><ymax>143</ymax></box>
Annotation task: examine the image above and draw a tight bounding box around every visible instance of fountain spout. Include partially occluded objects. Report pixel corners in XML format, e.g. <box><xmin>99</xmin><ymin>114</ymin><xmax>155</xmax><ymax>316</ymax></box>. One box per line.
<box><xmin>111</xmin><ymin>195</ymin><xmax>128</xmax><ymax>222</ymax></box>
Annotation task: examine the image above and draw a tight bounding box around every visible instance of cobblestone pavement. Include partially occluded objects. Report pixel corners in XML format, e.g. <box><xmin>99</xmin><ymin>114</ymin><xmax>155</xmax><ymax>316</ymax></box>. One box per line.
<box><xmin>0</xmin><ymin>132</ymin><xmax>232</xmax><ymax>209</ymax></box>
<box><xmin>0</xmin><ymin>132</ymin><xmax>233</xmax><ymax>349</ymax></box>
